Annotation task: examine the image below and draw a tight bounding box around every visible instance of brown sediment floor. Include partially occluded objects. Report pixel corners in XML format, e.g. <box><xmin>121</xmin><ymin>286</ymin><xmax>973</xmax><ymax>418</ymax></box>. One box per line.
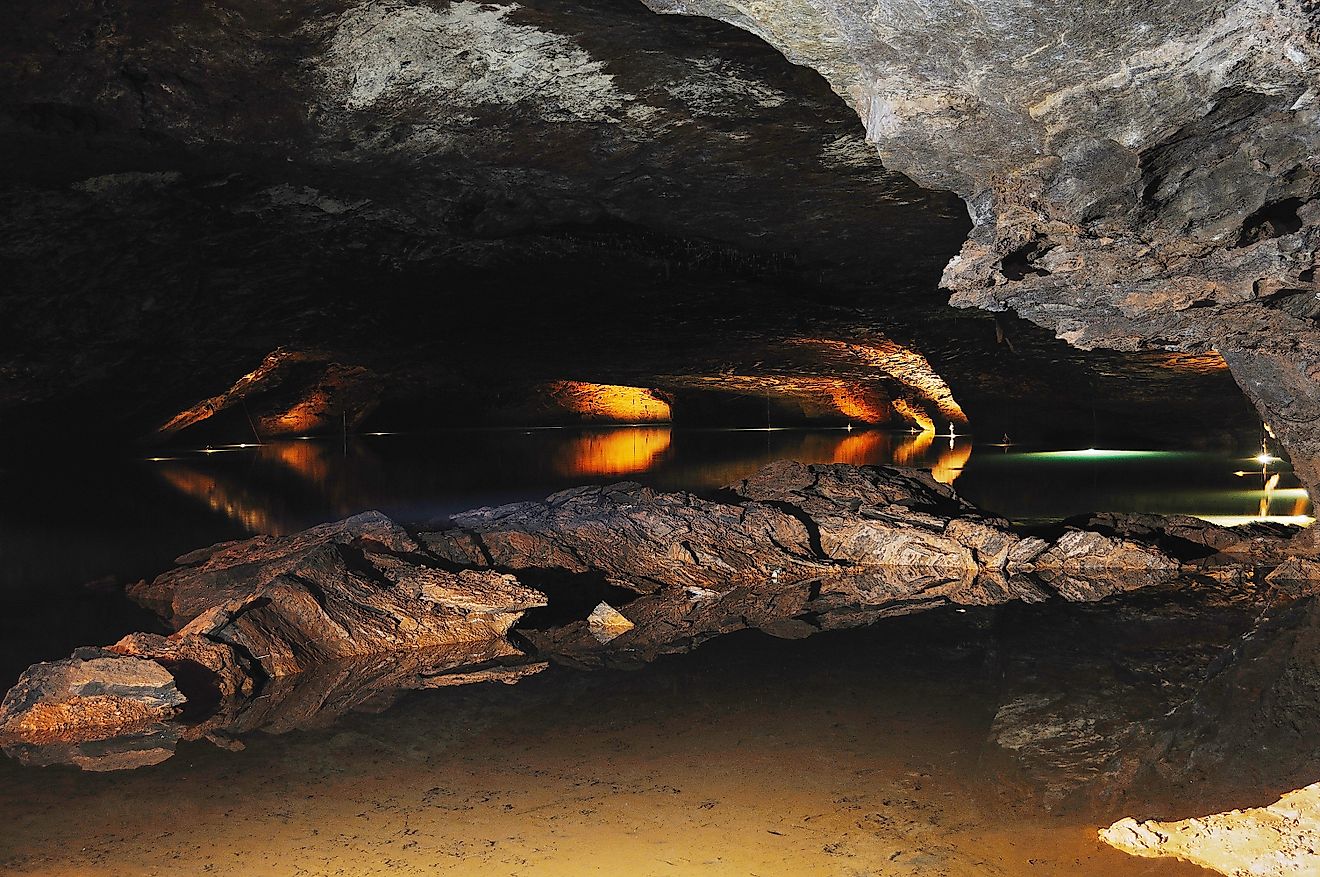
<box><xmin>0</xmin><ymin>621</ymin><xmax>1208</xmax><ymax>877</ymax></box>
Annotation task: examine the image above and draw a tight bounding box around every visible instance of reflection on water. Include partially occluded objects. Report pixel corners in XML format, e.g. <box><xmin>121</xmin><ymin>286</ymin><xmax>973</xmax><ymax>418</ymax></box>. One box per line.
<box><xmin>553</xmin><ymin>426</ymin><xmax>673</xmax><ymax>476</ymax></box>
<box><xmin>0</xmin><ymin>427</ymin><xmax>1311</xmax><ymax>684</ymax></box>
<box><xmin>138</xmin><ymin>428</ymin><xmax>1310</xmax><ymax>538</ymax></box>
<box><xmin>145</xmin><ymin>428</ymin><xmax>984</xmax><ymax>537</ymax></box>
<box><xmin>0</xmin><ymin>429</ymin><xmax>1314</xmax><ymax>875</ymax></box>
<box><xmin>0</xmin><ymin>609</ymin><xmax>1219</xmax><ymax>877</ymax></box>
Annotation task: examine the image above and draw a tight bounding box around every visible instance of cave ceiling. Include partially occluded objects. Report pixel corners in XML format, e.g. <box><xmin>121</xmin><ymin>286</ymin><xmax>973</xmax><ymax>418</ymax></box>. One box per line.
<box><xmin>0</xmin><ymin>0</ymin><xmax>1273</xmax><ymax>452</ymax></box>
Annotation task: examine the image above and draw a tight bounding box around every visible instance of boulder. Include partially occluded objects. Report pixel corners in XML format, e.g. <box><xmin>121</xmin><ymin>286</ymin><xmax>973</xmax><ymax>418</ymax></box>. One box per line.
<box><xmin>175</xmin><ymin>543</ymin><xmax>546</xmax><ymax>678</ymax></box>
<box><xmin>0</xmin><ymin>650</ymin><xmax>186</xmax><ymax>744</ymax></box>
<box><xmin>1102</xmin><ymin>783</ymin><xmax>1320</xmax><ymax>877</ymax></box>
<box><xmin>129</xmin><ymin>511</ymin><xmax>423</xmax><ymax>627</ymax></box>
<box><xmin>422</xmin><ymin>479</ymin><xmax>832</xmax><ymax>595</ymax></box>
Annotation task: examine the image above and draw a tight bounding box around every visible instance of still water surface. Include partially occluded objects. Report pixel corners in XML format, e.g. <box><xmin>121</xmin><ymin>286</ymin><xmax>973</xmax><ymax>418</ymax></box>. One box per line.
<box><xmin>0</xmin><ymin>427</ymin><xmax>1310</xmax><ymax>876</ymax></box>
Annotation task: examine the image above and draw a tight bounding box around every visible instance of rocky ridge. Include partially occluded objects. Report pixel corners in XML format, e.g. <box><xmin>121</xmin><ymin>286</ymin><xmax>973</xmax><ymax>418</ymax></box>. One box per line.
<box><xmin>1</xmin><ymin>462</ymin><xmax>1308</xmax><ymax>755</ymax></box>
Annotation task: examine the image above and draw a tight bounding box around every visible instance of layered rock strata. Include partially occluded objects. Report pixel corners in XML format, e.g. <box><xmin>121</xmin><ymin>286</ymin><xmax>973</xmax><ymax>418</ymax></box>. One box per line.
<box><xmin>4</xmin><ymin>462</ymin><xmax>1307</xmax><ymax>754</ymax></box>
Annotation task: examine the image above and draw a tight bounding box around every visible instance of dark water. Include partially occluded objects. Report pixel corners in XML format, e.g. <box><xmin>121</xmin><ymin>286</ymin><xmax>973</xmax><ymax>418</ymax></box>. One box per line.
<box><xmin>0</xmin><ymin>427</ymin><xmax>1310</xmax><ymax>684</ymax></box>
<box><xmin>0</xmin><ymin>427</ymin><xmax>1313</xmax><ymax>875</ymax></box>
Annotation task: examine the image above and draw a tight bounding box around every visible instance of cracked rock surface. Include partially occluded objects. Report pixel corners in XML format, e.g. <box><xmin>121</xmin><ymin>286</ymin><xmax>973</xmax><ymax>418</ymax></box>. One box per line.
<box><xmin>0</xmin><ymin>461</ymin><xmax>1308</xmax><ymax>760</ymax></box>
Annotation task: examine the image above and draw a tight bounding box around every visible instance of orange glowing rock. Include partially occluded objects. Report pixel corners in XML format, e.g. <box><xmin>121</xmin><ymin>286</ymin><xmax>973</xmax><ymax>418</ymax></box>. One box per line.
<box><xmin>827</xmin><ymin>384</ymin><xmax>890</xmax><ymax>423</ymax></box>
<box><xmin>1151</xmin><ymin>351</ymin><xmax>1230</xmax><ymax>373</ymax></box>
<box><xmin>547</xmin><ymin>381</ymin><xmax>671</xmax><ymax>422</ymax></box>
<box><xmin>154</xmin><ymin>350</ymin><xmax>377</xmax><ymax>440</ymax></box>
<box><xmin>891</xmin><ymin>398</ymin><xmax>936</xmax><ymax>432</ymax></box>
<box><xmin>800</xmin><ymin>338</ymin><xmax>967</xmax><ymax>427</ymax></box>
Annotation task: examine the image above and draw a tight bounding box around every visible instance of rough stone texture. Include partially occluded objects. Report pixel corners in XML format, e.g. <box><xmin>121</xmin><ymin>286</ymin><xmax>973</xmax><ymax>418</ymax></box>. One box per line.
<box><xmin>645</xmin><ymin>0</ymin><xmax>1320</xmax><ymax>505</ymax></box>
<box><xmin>422</xmin><ymin>479</ymin><xmax>833</xmax><ymax>596</ymax></box>
<box><xmin>175</xmin><ymin>543</ymin><xmax>545</xmax><ymax>678</ymax></box>
<box><xmin>424</xmin><ymin>462</ymin><xmax>1193</xmax><ymax>605</ymax></box>
<box><xmin>3</xmin><ymin>465</ymin><xmax>1306</xmax><ymax>759</ymax></box>
<box><xmin>1266</xmin><ymin>556</ymin><xmax>1320</xmax><ymax>587</ymax></box>
<box><xmin>1102</xmin><ymin>783</ymin><xmax>1320</xmax><ymax>876</ymax></box>
<box><xmin>980</xmin><ymin>583</ymin><xmax>1320</xmax><ymax>825</ymax></box>
<box><xmin>4</xmin><ymin>640</ymin><xmax>546</xmax><ymax>769</ymax></box>
<box><xmin>128</xmin><ymin>510</ymin><xmax>422</xmax><ymax>626</ymax></box>
<box><xmin>107</xmin><ymin>632</ymin><xmax>254</xmax><ymax>699</ymax></box>
<box><xmin>0</xmin><ymin>650</ymin><xmax>185</xmax><ymax>744</ymax></box>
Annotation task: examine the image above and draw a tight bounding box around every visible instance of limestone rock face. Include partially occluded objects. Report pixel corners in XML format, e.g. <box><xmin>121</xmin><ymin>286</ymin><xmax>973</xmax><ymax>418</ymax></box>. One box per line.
<box><xmin>1102</xmin><ymin>783</ymin><xmax>1320</xmax><ymax>876</ymax></box>
<box><xmin>645</xmin><ymin>0</ymin><xmax>1320</xmax><ymax>504</ymax></box>
<box><xmin>107</xmin><ymin>632</ymin><xmax>255</xmax><ymax>699</ymax></box>
<box><xmin>0</xmin><ymin>651</ymin><xmax>186</xmax><ymax>744</ymax></box>
<box><xmin>425</xmin><ymin>462</ymin><xmax>1191</xmax><ymax>604</ymax></box>
<box><xmin>423</xmin><ymin>479</ymin><xmax>832</xmax><ymax>596</ymax></box>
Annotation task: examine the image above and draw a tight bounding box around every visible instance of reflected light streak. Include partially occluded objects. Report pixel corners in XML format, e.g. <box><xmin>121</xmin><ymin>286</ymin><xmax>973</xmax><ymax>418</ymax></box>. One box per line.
<box><xmin>555</xmin><ymin>427</ymin><xmax>673</xmax><ymax>477</ymax></box>
<box><xmin>830</xmin><ymin>430</ymin><xmax>887</xmax><ymax>465</ymax></box>
<box><xmin>890</xmin><ymin>429</ymin><xmax>968</xmax><ymax>484</ymax></box>
<box><xmin>1019</xmin><ymin>449</ymin><xmax>1172</xmax><ymax>460</ymax></box>
<box><xmin>156</xmin><ymin>466</ymin><xmax>290</xmax><ymax>535</ymax></box>
<box><xmin>931</xmin><ymin>441</ymin><xmax>972</xmax><ymax>485</ymax></box>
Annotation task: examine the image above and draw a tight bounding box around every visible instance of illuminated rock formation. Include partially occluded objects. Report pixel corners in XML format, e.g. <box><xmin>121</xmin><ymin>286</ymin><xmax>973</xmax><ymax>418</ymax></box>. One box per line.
<box><xmin>424</xmin><ymin>461</ymin><xmax>1184</xmax><ymax>600</ymax></box>
<box><xmin>546</xmin><ymin>382</ymin><xmax>672</xmax><ymax>423</ymax></box>
<box><xmin>155</xmin><ymin>350</ymin><xmax>380</xmax><ymax>441</ymax></box>
<box><xmin>799</xmin><ymin>338</ymin><xmax>967</xmax><ymax>428</ymax></box>
<box><xmin>128</xmin><ymin>511</ymin><xmax>422</xmax><ymax>626</ymax></box>
<box><xmin>0</xmin><ymin>651</ymin><xmax>185</xmax><ymax>744</ymax></box>
<box><xmin>1101</xmin><ymin>784</ymin><xmax>1320</xmax><ymax>876</ymax></box>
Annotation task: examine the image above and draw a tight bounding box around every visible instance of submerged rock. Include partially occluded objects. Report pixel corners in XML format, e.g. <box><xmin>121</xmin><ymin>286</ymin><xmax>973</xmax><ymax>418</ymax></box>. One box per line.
<box><xmin>1101</xmin><ymin>783</ymin><xmax>1320</xmax><ymax>877</ymax></box>
<box><xmin>586</xmin><ymin>602</ymin><xmax>635</xmax><ymax>643</ymax></box>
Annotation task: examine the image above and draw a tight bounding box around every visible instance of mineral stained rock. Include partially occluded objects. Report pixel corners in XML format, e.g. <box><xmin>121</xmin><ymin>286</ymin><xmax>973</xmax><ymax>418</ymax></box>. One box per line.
<box><xmin>645</xmin><ymin>0</ymin><xmax>1320</xmax><ymax>505</ymax></box>
<box><xmin>1101</xmin><ymin>783</ymin><xmax>1320</xmax><ymax>876</ymax></box>
<box><xmin>0</xmin><ymin>650</ymin><xmax>186</xmax><ymax>744</ymax></box>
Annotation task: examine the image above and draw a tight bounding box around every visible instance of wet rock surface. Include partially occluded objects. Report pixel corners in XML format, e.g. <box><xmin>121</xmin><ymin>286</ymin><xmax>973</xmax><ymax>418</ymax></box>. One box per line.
<box><xmin>1</xmin><ymin>462</ymin><xmax>1308</xmax><ymax>762</ymax></box>
<box><xmin>128</xmin><ymin>510</ymin><xmax>422</xmax><ymax>626</ymax></box>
